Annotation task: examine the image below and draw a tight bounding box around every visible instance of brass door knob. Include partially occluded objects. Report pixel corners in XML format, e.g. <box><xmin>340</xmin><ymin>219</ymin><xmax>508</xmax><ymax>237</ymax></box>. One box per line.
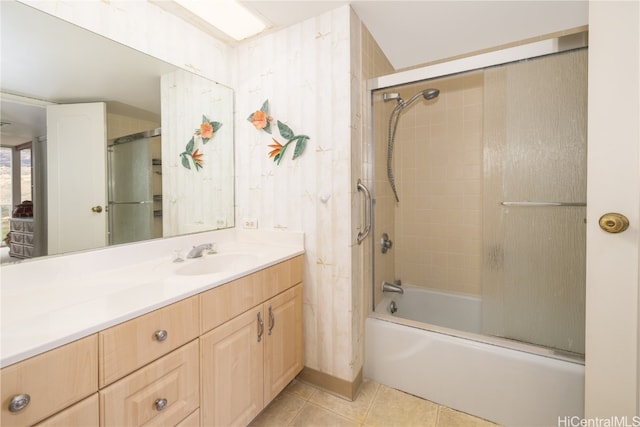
<box><xmin>91</xmin><ymin>205</ymin><xmax>103</xmax><ymax>213</ymax></box>
<box><xmin>599</xmin><ymin>213</ymin><xmax>629</xmax><ymax>233</ymax></box>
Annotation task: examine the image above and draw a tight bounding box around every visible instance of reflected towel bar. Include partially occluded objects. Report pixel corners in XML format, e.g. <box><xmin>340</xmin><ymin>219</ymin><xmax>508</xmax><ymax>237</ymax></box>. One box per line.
<box><xmin>500</xmin><ymin>201</ymin><xmax>586</xmax><ymax>207</ymax></box>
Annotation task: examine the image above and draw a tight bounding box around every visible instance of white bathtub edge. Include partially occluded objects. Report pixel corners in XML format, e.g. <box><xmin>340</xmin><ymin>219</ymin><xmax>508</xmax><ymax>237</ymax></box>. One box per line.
<box><xmin>364</xmin><ymin>317</ymin><xmax>584</xmax><ymax>427</ymax></box>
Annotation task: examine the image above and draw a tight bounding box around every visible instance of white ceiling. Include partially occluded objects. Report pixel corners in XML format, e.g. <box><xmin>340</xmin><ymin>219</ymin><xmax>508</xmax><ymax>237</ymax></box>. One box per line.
<box><xmin>243</xmin><ymin>1</ymin><xmax>588</xmax><ymax>70</ymax></box>
<box><xmin>1</xmin><ymin>1</ymin><xmax>588</xmax><ymax>146</ymax></box>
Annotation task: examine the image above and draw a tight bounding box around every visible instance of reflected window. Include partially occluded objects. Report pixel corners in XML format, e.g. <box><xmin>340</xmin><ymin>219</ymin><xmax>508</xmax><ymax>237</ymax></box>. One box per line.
<box><xmin>0</xmin><ymin>146</ymin><xmax>11</xmax><ymax>246</ymax></box>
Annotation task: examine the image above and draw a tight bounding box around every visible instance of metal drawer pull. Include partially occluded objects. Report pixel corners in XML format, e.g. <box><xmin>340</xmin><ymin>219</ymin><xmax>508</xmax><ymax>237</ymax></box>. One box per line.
<box><xmin>154</xmin><ymin>330</ymin><xmax>168</xmax><ymax>342</ymax></box>
<box><xmin>268</xmin><ymin>306</ymin><xmax>275</xmax><ymax>335</ymax></box>
<box><xmin>257</xmin><ymin>312</ymin><xmax>264</xmax><ymax>342</ymax></box>
<box><xmin>154</xmin><ymin>398</ymin><xmax>168</xmax><ymax>411</ymax></box>
<box><xmin>8</xmin><ymin>394</ymin><xmax>30</xmax><ymax>412</ymax></box>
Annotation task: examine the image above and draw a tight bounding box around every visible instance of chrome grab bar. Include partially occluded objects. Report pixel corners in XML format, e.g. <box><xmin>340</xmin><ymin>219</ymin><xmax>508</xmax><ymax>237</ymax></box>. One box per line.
<box><xmin>357</xmin><ymin>179</ymin><xmax>372</xmax><ymax>245</ymax></box>
<box><xmin>501</xmin><ymin>201</ymin><xmax>586</xmax><ymax>207</ymax></box>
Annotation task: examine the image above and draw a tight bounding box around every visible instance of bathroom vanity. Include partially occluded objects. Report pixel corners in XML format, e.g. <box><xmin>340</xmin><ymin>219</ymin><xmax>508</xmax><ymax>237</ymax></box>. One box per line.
<box><xmin>0</xmin><ymin>230</ymin><xmax>304</xmax><ymax>427</ymax></box>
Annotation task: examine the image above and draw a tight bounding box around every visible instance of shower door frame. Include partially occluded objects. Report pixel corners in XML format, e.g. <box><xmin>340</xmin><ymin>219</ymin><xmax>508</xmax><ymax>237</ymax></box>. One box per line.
<box><xmin>365</xmin><ymin>32</ymin><xmax>588</xmax><ymax>354</ymax></box>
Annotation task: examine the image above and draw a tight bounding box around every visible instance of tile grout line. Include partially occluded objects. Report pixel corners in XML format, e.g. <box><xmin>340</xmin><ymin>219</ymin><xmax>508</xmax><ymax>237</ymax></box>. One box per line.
<box><xmin>360</xmin><ymin>382</ymin><xmax>382</xmax><ymax>426</ymax></box>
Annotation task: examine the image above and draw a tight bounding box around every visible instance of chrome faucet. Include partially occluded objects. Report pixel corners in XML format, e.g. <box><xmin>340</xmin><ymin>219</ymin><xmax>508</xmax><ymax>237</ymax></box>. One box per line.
<box><xmin>382</xmin><ymin>281</ymin><xmax>403</xmax><ymax>294</ymax></box>
<box><xmin>186</xmin><ymin>243</ymin><xmax>213</xmax><ymax>259</ymax></box>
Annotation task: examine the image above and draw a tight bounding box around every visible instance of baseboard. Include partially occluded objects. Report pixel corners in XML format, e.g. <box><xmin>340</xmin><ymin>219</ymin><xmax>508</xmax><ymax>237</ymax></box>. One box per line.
<box><xmin>296</xmin><ymin>366</ymin><xmax>363</xmax><ymax>401</ymax></box>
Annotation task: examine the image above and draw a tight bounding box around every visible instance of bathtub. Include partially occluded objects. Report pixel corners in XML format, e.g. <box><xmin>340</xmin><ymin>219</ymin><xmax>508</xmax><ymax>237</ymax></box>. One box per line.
<box><xmin>364</xmin><ymin>285</ymin><xmax>584</xmax><ymax>427</ymax></box>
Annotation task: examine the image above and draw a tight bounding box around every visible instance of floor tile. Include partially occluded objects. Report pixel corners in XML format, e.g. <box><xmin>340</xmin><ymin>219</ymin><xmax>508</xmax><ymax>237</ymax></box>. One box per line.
<box><xmin>284</xmin><ymin>379</ymin><xmax>317</xmax><ymax>400</ymax></box>
<box><xmin>436</xmin><ymin>407</ymin><xmax>498</xmax><ymax>427</ymax></box>
<box><xmin>363</xmin><ymin>384</ymin><xmax>439</xmax><ymax>427</ymax></box>
<box><xmin>289</xmin><ymin>403</ymin><xmax>361</xmax><ymax>427</ymax></box>
<box><xmin>249</xmin><ymin>392</ymin><xmax>306</xmax><ymax>427</ymax></box>
<box><xmin>307</xmin><ymin>379</ymin><xmax>380</xmax><ymax>423</ymax></box>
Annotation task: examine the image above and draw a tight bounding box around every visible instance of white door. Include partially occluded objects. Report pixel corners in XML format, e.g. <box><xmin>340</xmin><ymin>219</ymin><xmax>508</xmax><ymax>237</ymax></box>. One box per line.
<box><xmin>585</xmin><ymin>1</ymin><xmax>640</xmax><ymax>417</ymax></box>
<box><xmin>46</xmin><ymin>102</ymin><xmax>107</xmax><ymax>254</ymax></box>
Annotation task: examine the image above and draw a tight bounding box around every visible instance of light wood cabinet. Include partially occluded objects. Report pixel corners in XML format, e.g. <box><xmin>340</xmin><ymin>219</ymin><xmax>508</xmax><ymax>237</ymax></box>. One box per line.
<box><xmin>99</xmin><ymin>296</ymin><xmax>200</xmax><ymax>387</ymax></box>
<box><xmin>263</xmin><ymin>285</ymin><xmax>304</xmax><ymax>403</ymax></box>
<box><xmin>0</xmin><ymin>335</ymin><xmax>98</xmax><ymax>427</ymax></box>
<box><xmin>34</xmin><ymin>394</ymin><xmax>99</xmax><ymax>427</ymax></box>
<box><xmin>201</xmin><ymin>307</ymin><xmax>264</xmax><ymax>426</ymax></box>
<box><xmin>100</xmin><ymin>340</ymin><xmax>199</xmax><ymax>427</ymax></box>
<box><xmin>1</xmin><ymin>254</ymin><xmax>303</xmax><ymax>427</ymax></box>
<box><xmin>200</xmin><ymin>256</ymin><xmax>304</xmax><ymax>427</ymax></box>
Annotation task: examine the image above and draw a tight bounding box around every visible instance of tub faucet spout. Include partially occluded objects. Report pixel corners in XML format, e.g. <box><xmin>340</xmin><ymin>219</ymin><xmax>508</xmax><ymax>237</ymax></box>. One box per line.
<box><xmin>382</xmin><ymin>281</ymin><xmax>404</xmax><ymax>294</ymax></box>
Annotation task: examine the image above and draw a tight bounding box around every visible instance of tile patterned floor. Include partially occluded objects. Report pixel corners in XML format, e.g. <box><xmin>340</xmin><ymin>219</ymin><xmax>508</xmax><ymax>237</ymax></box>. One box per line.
<box><xmin>250</xmin><ymin>379</ymin><xmax>499</xmax><ymax>427</ymax></box>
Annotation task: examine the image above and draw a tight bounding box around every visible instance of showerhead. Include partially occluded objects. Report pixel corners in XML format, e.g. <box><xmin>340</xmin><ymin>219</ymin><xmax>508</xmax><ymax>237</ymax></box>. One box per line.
<box><xmin>422</xmin><ymin>88</ymin><xmax>440</xmax><ymax>100</ymax></box>
<box><xmin>384</xmin><ymin>87</ymin><xmax>440</xmax><ymax>110</ymax></box>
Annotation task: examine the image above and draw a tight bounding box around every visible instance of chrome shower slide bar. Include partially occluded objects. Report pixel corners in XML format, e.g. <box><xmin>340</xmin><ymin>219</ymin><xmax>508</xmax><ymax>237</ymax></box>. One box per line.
<box><xmin>500</xmin><ymin>201</ymin><xmax>586</xmax><ymax>207</ymax></box>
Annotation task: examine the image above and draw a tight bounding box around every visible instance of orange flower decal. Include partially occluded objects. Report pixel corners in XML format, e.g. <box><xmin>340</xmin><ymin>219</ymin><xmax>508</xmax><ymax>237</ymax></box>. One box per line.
<box><xmin>180</xmin><ymin>115</ymin><xmax>223</xmax><ymax>171</ymax></box>
<box><xmin>247</xmin><ymin>100</ymin><xmax>272</xmax><ymax>134</ymax></box>
<box><xmin>200</xmin><ymin>121</ymin><xmax>213</xmax><ymax>139</ymax></box>
<box><xmin>248</xmin><ymin>100</ymin><xmax>310</xmax><ymax>165</ymax></box>
<box><xmin>192</xmin><ymin>148</ymin><xmax>204</xmax><ymax>168</ymax></box>
<box><xmin>252</xmin><ymin>110</ymin><xmax>268</xmax><ymax>130</ymax></box>
<box><xmin>268</xmin><ymin>139</ymin><xmax>283</xmax><ymax>161</ymax></box>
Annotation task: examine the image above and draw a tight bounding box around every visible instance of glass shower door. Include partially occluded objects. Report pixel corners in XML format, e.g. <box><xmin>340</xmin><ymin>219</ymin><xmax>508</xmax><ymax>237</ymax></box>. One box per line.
<box><xmin>108</xmin><ymin>130</ymin><xmax>161</xmax><ymax>245</ymax></box>
<box><xmin>482</xmin><ymin>49</ymin><xmax>588</xmax><ymax>355</ymax></box>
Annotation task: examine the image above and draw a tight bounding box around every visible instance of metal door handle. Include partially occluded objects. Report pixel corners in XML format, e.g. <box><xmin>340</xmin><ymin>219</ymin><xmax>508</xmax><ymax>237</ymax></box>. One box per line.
<box><xmin>357</xmin><ymin>179</ymin><xmax>372</xmax><ymax>244</ymax></box>
<box><xmin>91</xmin><ymin>205</ymin><xmax>103</xmax><ymax>213</ymax></box>
<box><xmin>599</xmin><ymin>213</ymin><xmax>629</xmax><ymax>233</ymax></box>
<box><xmin>257</xmin><ymin>312</ymin><xmax>264</xmax><ymax>342</ymax></box>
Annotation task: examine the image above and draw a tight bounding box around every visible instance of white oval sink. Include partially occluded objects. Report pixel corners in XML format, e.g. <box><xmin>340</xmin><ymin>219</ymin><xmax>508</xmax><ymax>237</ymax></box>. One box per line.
<box><xmin>175</xmin><ymin>253</ymin><xmax>260</xmax><ymax>276</ymax></box>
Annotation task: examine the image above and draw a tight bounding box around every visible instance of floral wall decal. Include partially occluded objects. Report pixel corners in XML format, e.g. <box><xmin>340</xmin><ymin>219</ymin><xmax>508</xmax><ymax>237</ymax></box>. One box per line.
<box><xmin>180</xmin><ymin>115</ymin><xmax>222</xmax><ymax>171</ymax></box>
<box><xmin>248</xmin><ymin>99</ymin><xmax>310</xmax><ymax>165</ymax></box>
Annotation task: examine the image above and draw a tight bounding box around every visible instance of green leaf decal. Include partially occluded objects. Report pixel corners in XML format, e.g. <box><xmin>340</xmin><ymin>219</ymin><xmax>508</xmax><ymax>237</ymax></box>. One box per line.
<box><xmin>277</xmin><ymin>121</ymin><xmax>295</xmax><ymax>140</ymax></box>
<box><xmin>181</xmin><ymin>153</ymin><xmax>191</xmax><ymax>170</ymax></box>
<box><xmin>292</xmin><ymin>135</ymin><xmax>309</xmax><ymax>160</ymax></box>
<box><xmin>185</xmin><ymin>136</ymin><xmax>195</xmax><ymax>153</ymax></box>
<box><xmin>277</xmin><ymin>143</ymin><xmax>289</xmax><ymax>165</ymax></box>
<box><xmin>260</xmin><ymin>99</ymin><xmax>270</xmax><ymax>115</ymax></box>
<box><xmin>212</xmin><ymin>121</ymin><xmax>223</xmax><ymax>132</ymax></box>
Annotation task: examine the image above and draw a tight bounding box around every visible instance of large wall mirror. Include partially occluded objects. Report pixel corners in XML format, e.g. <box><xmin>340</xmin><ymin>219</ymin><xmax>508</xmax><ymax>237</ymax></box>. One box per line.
<box><xmin>0</xmin><ymin>1</ymin><xmax>235</xmax><ymax>264</ymax></box>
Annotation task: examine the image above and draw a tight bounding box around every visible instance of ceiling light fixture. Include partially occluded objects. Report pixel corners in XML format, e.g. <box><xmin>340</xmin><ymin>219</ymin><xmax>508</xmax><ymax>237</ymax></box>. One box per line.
<box><xmin>171</xmin><ymin>0</ymin><xmax>266</xmax><ymax>41</ymax></box>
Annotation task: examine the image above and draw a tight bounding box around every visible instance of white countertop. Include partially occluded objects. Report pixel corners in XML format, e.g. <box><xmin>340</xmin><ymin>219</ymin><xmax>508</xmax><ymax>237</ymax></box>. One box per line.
<box><xmin>0</xmin><ymin>229</ymin><xmax>304</xmax><ymax>368</ymax></box>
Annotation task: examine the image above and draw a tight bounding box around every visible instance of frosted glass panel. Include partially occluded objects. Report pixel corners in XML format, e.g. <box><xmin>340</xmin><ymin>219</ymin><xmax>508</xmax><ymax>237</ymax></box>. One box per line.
<box><xmin>482</xmin><ymin>49</ymin><xmax>587</xmax><ymax>354</ymax></box>
<box><xmin>108</xmin><ymin>133</ymin><xmax>160</xmax><ymax>245</ymax></box>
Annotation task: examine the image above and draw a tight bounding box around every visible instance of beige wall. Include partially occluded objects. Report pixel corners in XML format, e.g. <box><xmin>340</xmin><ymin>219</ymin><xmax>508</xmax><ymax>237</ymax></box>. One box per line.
<box><xmin>391</xmin><ymin>72</ymin><xmax>484</xmax><ymax>296</ymax></box>
<box><xmin>371</xmin><ymin>72</ymin><xmax>483</xmax><ymax>297</ymax></box>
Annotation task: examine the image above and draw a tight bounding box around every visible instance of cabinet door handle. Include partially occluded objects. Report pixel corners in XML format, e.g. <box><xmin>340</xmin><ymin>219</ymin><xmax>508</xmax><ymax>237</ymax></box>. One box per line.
<box><xmin>154</xmin><ymin>398</ymin><xmax>168</xmax><ymax>411</ymax></box>
<box><xmin>154</xmin><ymin>329</ymin><xmax>168</xmax><ymax>342</ymax></box>
<box><xmin>8</xmin><ymin>394</ymin><xmax>30</xmax><ymax>412</ymax></box>
<box><xmin>257</xmin><ymin>312</ymin><xmax>264</xmax><ymax>342</ymax></box>
<box><xmin>268</xmin><ymin>306</ymin><xmax>275</xmax><ymax>335</ymax></box>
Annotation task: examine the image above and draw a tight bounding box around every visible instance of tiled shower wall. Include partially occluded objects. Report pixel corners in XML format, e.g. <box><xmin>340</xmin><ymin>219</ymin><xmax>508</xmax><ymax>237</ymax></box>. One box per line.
<box><xmin>376</xmin><ymin>72</ymin><xmax>484</xmax><ymax>296</ymax></box>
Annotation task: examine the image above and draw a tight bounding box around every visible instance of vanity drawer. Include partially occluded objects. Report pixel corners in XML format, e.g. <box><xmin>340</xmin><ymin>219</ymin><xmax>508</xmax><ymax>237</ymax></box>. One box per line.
<box><xmin>34</xmin><ymin>393</ymin><xmax>98</xmax><ymax>427</ymax></box>
<box><xmin>0</xmin><ymin>335</ymin><xmax>98</xmax><ymax>427</ymax></box>
<box><xmin>99</xmin><ymin>296</ymin><xmax>200</xmax><ymax>387</ymax></box>
<box><xmin>263</xmin><ymin>255</ymin><xmax>303</xmax><ymax>299</ymax></box>
<box><xmin>200</xmin><ymin>256</ymin><xmax>304</xmax><ymax>333</ymax></box>
<box><xmin>100</xmin><ymin>340</ymin><xmax>199</xmax><ymax>427</ymax></box>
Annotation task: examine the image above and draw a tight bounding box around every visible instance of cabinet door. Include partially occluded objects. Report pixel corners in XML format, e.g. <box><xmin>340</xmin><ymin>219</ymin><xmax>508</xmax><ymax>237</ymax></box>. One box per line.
<box><xmin>201</xmin><ymin>307</ymin><xmax>264</xmax><ymax>427</ymax></box>
<box><xmin>264</xmin><ymin>284</ymin><xmax>304</xmax><ymax>403</ymax></box>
